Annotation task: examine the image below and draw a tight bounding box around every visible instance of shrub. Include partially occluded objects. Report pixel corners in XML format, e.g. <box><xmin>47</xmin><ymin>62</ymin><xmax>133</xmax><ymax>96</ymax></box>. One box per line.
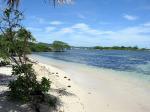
<box><xmin>40</xmin><ymin>77</ymin><xmax>51</xmax><ymax>93</ymax></box>
<box><xmin>8</xmin><ymin>64</ymin><xmax>51</xmax><ymax>102</ymax></box>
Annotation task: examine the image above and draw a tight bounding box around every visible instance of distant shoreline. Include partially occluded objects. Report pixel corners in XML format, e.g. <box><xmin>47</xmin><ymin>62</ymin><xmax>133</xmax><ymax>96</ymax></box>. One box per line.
<box><xmin>73</xmin><ymin>46</ymin><xmax>150</xmax><ymax>51</ymax></box>
<box><xmin>29</xmin><ymin>41</ymin><xmax>150</xmax><ymax>52</ymax></box>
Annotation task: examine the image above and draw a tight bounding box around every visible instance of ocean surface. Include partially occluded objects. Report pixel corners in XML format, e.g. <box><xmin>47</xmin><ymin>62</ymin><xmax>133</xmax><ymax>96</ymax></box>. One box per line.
<box><xmin>34</xmin><ymin>49</ymin><xmax>150</xmax><ymax>75</ymax></box>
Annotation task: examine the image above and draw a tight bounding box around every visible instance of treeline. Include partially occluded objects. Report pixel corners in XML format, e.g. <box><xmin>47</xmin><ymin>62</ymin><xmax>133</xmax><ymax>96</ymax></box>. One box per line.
<box><xmin>93</xmin><ymin>46</ymin><xmax>147</xmax><ymax>51</ymax></box>
<box><xmin>0</xmin><ymin>33</ymin><xmax>70</xmax><ymax>52</ymax></box>
<box><xmin>29</xmin><ymin>42</ymin><xmax>52</xmax><ymax>52</ymax></box>
<box><xmin>29</xmin><ymin>41</ymin><xmax>71</xmax><ymax>52</ymax></box>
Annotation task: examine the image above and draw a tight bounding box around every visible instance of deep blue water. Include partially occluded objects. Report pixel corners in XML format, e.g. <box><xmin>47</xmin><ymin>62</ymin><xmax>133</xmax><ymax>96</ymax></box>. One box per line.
<box><xmin>34</xmin><ymin>49</ymin><xmax>150</xmax><ymax>75</ymax></box>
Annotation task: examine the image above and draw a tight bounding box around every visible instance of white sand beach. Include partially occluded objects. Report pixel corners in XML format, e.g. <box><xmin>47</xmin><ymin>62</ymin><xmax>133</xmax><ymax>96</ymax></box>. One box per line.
<box><xmin>0</xmin><ymin>55</ymin><xmax>150</xmax><ymax>112</ymax></box>
<box><xmin>30</xmin><ymin>55</ymin><xmax>150</xmax><ymax>112</ymax></box>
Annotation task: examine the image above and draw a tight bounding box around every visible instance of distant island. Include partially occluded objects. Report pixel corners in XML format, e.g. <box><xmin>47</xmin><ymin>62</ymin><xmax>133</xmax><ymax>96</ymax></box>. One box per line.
<box><xmin>28</xmin><ymin>41</ymin><xmax>149</xmax><ymax>52</ymax></box>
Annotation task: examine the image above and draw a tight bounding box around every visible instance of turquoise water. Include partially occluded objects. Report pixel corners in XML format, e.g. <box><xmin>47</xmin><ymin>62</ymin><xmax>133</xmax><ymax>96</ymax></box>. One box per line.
<box><xmin>34</xmin><ymin>49</ymin><xmax>150</xmax><ymax>75</ymax></box>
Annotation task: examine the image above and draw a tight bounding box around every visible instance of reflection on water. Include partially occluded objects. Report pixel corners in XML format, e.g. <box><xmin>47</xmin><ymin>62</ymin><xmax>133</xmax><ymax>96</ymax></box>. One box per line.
<box><xmin>34</xmin><ymin>49</ymin><xmax>150</xmax><ymax>75</ymax></box>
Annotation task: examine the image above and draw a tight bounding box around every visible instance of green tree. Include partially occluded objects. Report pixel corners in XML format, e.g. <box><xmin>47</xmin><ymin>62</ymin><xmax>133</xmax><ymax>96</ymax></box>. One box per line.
<box><xmin>0</xmin><ymin>8</ymin><xmax>24</xmax><ymax>65</ymax></box>
<box><xmin>29</xmin><ymin>42</ymin><xmax>52</xmax><ymax>52</ymax></box>
<box><xmin>52</xmin><ymin>40</ymin><xmax>70</xmax><ymax>52</ymax></box>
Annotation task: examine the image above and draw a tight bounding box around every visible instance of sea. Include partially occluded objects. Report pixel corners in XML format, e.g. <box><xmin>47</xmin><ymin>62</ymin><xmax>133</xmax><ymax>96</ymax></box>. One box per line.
<box><xmin>33</xmin><ymin>49</ymin><xmax>150</xmax><ymax>76</ymax></box>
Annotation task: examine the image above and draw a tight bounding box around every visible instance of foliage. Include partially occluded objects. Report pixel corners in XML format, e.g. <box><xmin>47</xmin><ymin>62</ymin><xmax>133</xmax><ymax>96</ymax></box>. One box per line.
<box><xmin>29</xmin><ymin>42</ymin><xmax>52</xmax><ymax>52</ymax></box>
<box><xmin>0</xmin><ymin>8</ymin><xmax>29</xmax><ymax>65</ymax></box>
<box><xmin>51</xmin><ymin>40</ymin><xmax>70</xmax><ymax>52</ymax></box>
<box><xmin>29</xmin><ymin>41</ymin><xmax>71</xmax><ymax>52</ymax></box>
<box><xmin>0</xmin><ymin>35</ymin><xmax>10</xmax><ymax>59</ymax></box>
<box><xmin>9</xmin><ymin>64</ymin><xmax>51</xmax><ymax>102</ymax></box>
<box><xmin>40</xmin><ymin>77</ymin><xmax>51</xmax><ymax>92</ymax></box>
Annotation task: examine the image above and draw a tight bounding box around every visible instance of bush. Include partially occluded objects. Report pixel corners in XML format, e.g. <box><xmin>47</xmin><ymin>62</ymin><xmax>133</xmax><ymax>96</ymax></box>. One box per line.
<box><xmin>8</xmin><ymin>64</ymin><xmax>51</xmax><ymax>102</ymax></box>
<box><xmin>40</xmin><ymin>77</ymin><xmax>51</xmax><ymax>93</ymax></box>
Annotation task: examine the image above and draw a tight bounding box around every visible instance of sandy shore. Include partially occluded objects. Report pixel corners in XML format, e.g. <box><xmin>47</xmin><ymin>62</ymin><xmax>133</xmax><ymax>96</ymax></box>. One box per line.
<box><xmin>0</xmin><ymin>61</ymin><xmax>85</xmax><ymax>112</ymax></box>
<box><xmin>32</xmin><ymin>61</ymin><xmax>85</xmax><ymax>112</ymax></box>
<box><xmin>0</xmin><ymin>56</ymin><xmax>150</xmax><ymax>112</ymax></box>
<box><xmin>30</xmin><ymin>55</ymin><xmax>150</xmax><ymax>112</ymax></box>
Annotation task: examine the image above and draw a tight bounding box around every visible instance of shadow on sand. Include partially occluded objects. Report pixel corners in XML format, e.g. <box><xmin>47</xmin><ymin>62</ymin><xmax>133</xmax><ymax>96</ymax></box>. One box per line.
<box><xmin>51</xmin><ymin>88</ymin><xmax>75</xmax><ymax>96</ymax></box>
<box><xmin>0</xmin><ymin>68</ymin><xmax>64</xmax><ymax>112</ymax></box>
<box><xmin>0</xmin><ymin>72</ymin><xmax>33</xmax><ymax>112</ymax></box>
<box><xmin>0</xmin><ymin>91</ymin><xmax>33</xmax><ymax>112</ymax></box>
<box><xmin>0</xmin><ymin>91</ymin><xmax>62</xmax><ymax>112</ymax></box>
<box><xmin>0</xmin><ymin>73</ymin><xmax>15</xmax><ymax>86</ymax></box>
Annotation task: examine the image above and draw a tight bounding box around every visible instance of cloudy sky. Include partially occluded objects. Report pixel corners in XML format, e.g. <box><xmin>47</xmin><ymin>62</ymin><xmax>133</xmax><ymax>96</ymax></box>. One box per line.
<box><xmin>8</xmin><ymin>0</ymin><xmax>150</xmax><ymax>47</ymax></box>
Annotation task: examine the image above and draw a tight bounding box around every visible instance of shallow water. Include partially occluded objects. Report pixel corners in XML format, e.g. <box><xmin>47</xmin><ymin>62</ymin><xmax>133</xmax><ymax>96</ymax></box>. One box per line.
<box><xmin>34</xmin><ymin>49</ymin><xmax>150</xmax><ymax>75</ymax></box>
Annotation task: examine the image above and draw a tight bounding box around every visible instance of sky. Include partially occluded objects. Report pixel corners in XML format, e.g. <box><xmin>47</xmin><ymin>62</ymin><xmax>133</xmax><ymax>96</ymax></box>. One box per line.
<box><xmin>2</xmin><ymin>0</ymin><xmax>150</xmax><ymax>48</ymax></box>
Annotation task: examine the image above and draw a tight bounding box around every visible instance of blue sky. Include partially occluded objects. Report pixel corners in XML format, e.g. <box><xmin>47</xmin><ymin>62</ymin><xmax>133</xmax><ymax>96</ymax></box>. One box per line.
<box><xmin>3</xmin><ymin>0</ymin><xmax>150</xmax><ymax>47</ymax></box>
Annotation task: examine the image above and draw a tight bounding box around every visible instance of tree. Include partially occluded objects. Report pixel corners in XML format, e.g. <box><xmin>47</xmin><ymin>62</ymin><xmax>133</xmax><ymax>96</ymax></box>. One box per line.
<box><xmin>0</xmin><ymin>4</ymin><xmax>51</xmax><ymax>112</ymax></box>
<box><xmin>29</xmin><ymin>42</ymin><xmax>52</xmax><ymax>52</ymax></box>
<box><xmin>0</xmin><ymin>1</ymin><xmax>73</xmax><ymax>111</ymax></box>
<box><xmin>52</xmin><ymin>40</ymin><xmax>70</xmax><ymax>52</ymax></box>
<box><xmin>0</xmin><ymin>8</ymin><xmax>24</xmax><ymax>65</ymax></box>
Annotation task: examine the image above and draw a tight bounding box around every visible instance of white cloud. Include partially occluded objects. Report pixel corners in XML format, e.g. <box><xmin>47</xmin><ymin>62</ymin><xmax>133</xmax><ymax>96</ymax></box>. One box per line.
<box><xmin>60</xmin><ymin>28</ymin><xmax>74</xmax><ymax>33</ymax></box>
<box><xmin>45</xmin><ymin>27</ymin><xmax>56</xmax><ymax>33</ymax></box>
<box><xmin>50</xmin><ymin>21</ymin><xmax>63</xmax><ymax>25</ymax></box>
<box><xmin>71</xmin><ymin>23</ymin><xmax>114</xmax><ymax>36</ymax></box>
<box><xmin>123</xmin><ymin>14</ymin><xmax>138</xmax><ymax>21</ymax></box>
<box><xmin>119</xmin><ymin>25</ymin><xmax>150</xmax><ymax>35</ymax></box>
<box><xmin>72</xmin><ymin>23</ymin><xmax>89</xmax><ymax>30</ymax></box>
